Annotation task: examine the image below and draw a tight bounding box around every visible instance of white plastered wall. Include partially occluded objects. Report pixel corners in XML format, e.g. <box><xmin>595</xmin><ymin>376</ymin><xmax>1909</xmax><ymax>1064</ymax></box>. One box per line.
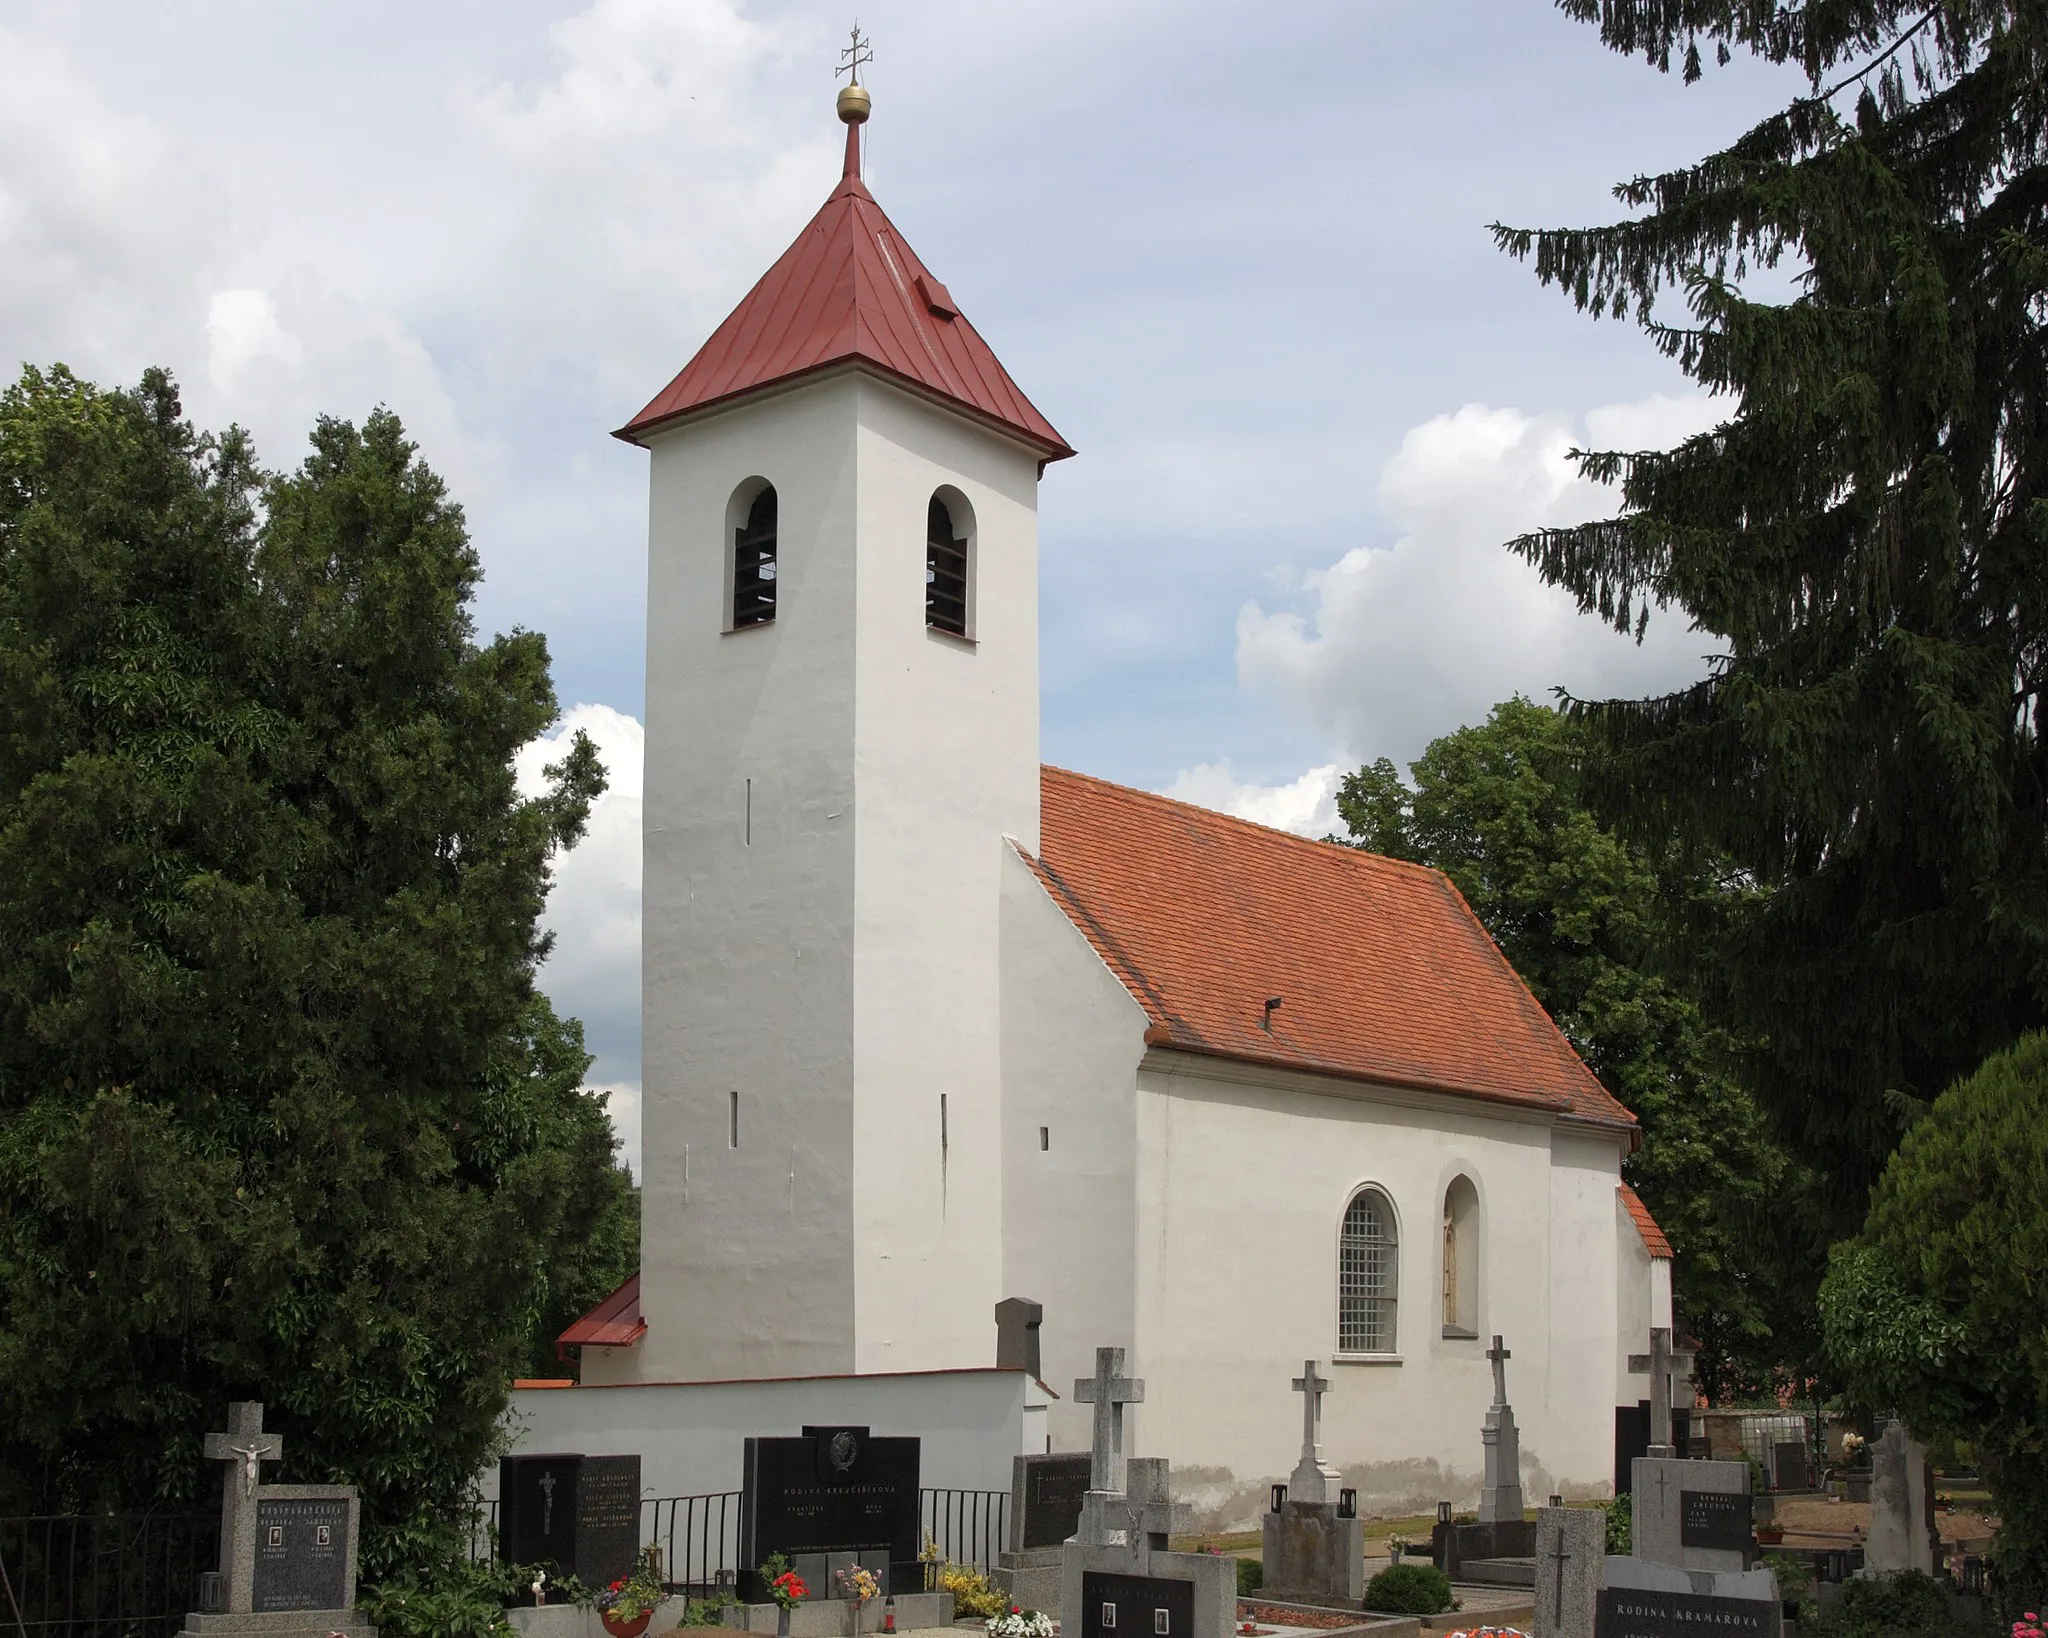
<box><xmin>1126</xmin><ymin>1052</ymin><xmax>1628</xmax><ymax>1525</ymax></box>
<box><xmin>1614</xmin><ymin>1198</ymin><xmax>1672</xmax><ymax>1411</ymax></box>
<box><xmin>635</xmin><ymin>367</ymin><xmax>1045</xmax><ymax>1384</ymax></box>
<box><xmin>997</xmin><ymin>842</ymin><xmax>1151</xmax><ymax>1448</ymax></box>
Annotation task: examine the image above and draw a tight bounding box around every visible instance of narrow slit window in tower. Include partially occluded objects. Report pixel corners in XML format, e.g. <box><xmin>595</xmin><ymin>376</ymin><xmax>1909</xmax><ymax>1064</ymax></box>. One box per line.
<box><xmin>925</xmin><ymin>494</ymin><xmax>968</xmax><ymax>636</ymax></box>
<box><xmin>733</xmin><ymin>486</ymin><xmax>778</xmax><ymax>627</ymax></box>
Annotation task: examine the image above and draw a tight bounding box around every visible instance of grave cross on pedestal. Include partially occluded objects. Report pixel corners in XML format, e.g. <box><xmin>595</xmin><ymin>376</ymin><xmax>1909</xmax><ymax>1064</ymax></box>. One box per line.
<box><xmin>202</xmin><ymin>1402</ymin><xmax>284</xmax><ymax>1615</ymax></box>
<box><xmin>1289</xmin><ymin>1359</ymin><xmax>1338</xmax><ymax>1504</ymax></box>
<box><xmin>1075</xmin><ymin>1346</ymin><xmax>1146</xmax><ymax>1495</ymax></box>
<box><xmin>1624</xmin><ymin>1327</ymin><xmax>1697</xmax><ymax>1458</ymax></box>
<box><xmin>1487</xmin><ymin>1336</ymin><xmax>1511</xmax><ymax>1407</ymax></box>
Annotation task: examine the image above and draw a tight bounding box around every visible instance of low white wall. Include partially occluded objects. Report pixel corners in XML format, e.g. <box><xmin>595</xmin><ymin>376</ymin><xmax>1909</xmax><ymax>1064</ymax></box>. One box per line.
<box><xmin>487</xmin><ymin>1368</ymin><xmax>1032</xmax><ymax>1501</ymax></box>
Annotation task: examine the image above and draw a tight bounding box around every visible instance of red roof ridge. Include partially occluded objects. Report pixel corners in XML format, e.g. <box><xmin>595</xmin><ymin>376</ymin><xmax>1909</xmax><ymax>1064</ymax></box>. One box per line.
<box><xmin>1620</xmin><ymin>1184</ymin><xmax>1673</xmax><ymax>1259</ymax></box>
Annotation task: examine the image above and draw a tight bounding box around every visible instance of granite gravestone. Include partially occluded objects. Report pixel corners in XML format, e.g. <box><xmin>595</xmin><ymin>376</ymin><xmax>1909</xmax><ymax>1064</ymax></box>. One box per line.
<box><xmin>1059</xmin><ymin>1348</ymin><xmax>1234</xmax><ymax>1638</ymax></box>
<box><xmin>176</xmin><ymin>1403</ymin><xmax>372</xmax><ymax>1638</ymax></box>
<box><xmin>740</xmin><ymin>1426</ymin><xmax>920</xmax><ymax>1596</ymax></box>
<box><xmin>1596</xmin><ymin>1559</ymin><xmax>1781</xmax><ymax>1638</ymax></box>
<box><xmin>992</xmin><ymin>1453</ymin><xmax>1093</xmax><ymax>1616</ymax></box>
<box><xmin>499</xmin><ymin>1453</ymin><xmax>645</xmax><ymax>1588</ymax></box>
<box><xmin>1533</xmin><ymin>1506</ymin><xmax>1605</xmax><ymax>1638</ymax></box>
<box><xmin>1433</xmin><ymin>1338</ymin><xmax>1535</xmax><ymax>1582</ymax></box>
<box><xmin>1631</xmin><ymin>1458</ymin><xmax>1751</xmax><ymax>1574</ymax></box>
<box><xmin>1865</xmin><ymin>1421</ymin><xmax>1938</xmax><ymax>1575</ymax></box>
<box><xmin>1261</xmin><ymin>1361</ymin><xmax>1365</xmax><ymax>1606</ymax></box>
<box><xmin>1479</xmin><ymin>1338</ymin><xmax>1526</xmax><ymax>1524</ymax></box>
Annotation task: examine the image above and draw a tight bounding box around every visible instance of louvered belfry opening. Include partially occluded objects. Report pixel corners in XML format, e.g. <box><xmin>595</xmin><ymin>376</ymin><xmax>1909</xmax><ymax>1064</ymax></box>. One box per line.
<box><xmin>732</xmin><ymin>485</ymin><xmax>778</xmax><ymax>627</ymax></box>
<box><xmin>925</xmin><ymin>494</ymin><xmax>968</xmax><ymax>636</ymax></box>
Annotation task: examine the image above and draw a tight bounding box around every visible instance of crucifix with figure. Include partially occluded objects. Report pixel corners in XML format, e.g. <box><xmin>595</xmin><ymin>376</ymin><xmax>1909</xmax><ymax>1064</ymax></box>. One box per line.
<box><xmin>202</xmin><ymin>1402</ymin><xmax>284</xmax><ymax>1614</ymax></box>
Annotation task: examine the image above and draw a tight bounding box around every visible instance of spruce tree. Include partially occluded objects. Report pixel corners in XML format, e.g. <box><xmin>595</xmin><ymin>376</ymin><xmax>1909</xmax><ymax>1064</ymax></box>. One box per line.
<box><xmin>0</xmin><ymin>366</ymin><xmax>635</xmax><ymax>1561</ymax></box>
<box><xmin>1494</xmin><ymin>2</ymin><xmax>2048</xmax><ymax>1230</ymax></box>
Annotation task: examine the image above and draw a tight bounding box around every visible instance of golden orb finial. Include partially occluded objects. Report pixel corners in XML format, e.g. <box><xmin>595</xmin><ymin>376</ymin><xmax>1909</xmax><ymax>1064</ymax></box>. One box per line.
<box><xmin>836</xmin><ymin>23</ymin><xmax>873</xmax><ymax>124</ymax></box>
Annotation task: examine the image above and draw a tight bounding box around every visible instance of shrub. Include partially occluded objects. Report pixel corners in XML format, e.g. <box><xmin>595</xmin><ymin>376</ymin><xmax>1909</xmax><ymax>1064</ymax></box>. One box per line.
<box><xmin>1604</xmin><ymin>1497</ymin><xmax>1632</xmax><ymax>1555</ymax></box>
<box><xmin>1364</xmin><ymin>1563</ymin><xmax>1454</xmax><ymax>1615</ymax></box>
<box><xmin>1236</xmin><ymin>1558</ymin><xmax>1263</xmax><ymax>1596</ymax></box>
<box><xmin>936</xmin><ymin>1562</ymin><xmax>1009</xmax><ymax>1620</ymax></box>
<box><xmin>360</xmin><ymin>1559</ymin><xmax>523</xmax><ymax>1638</ymax></box>
<box><xmin>1803</xmin><ymin>1572</ymin><xmax>1955</xmax><ymax>1638</ymax></box>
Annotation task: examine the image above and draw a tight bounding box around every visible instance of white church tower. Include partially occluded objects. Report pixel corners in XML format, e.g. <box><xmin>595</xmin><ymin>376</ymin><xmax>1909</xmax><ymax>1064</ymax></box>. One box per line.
<box><xmin>615</xmin><ymin>66</ymin><xmax>1075</xmax><ymax>1383</ymax></box>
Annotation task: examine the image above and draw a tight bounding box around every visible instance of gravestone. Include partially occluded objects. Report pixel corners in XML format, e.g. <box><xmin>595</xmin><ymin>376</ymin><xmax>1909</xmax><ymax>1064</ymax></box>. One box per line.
<box><xmin>1631</xmin><ymin>1457</ymin><xmax>1751</xmax><ymax>1574</ymax></box>
<box><xmin>993</xmin><ymin>1452</ymin><xmax>1093</xmax><ymax>1615</ymax></box>
<box><xmin>176</xmin><ymin>1403</ymin><xmax>373</xmax><ymax>1638</ymax></box>
<box><xmin>1059</xmin><ymin>1347</ymin><xmax>1233</xmax><ymax>1638</ymax></box>
<box><xmin>1434</xmin><ymin>1338</ymin><xmax>1535</xmax><ymax>1583</ymax></box>
<box><xmin>1479</xmin><ymin>1337</ymin><xmax>1526</xmax><ymax>1523</ymax></box>
<box><xmin>1865</xmin><ymin>1421</ymin><xmax>1938</xmax><ymax>1575</ymax></box>
<box><xmin>1596</xmin><ymin>1558</ymin><xmax>1781</xmax><ymax>1638</ymax></box>
<box><xmin>1533</xmin><ymin>1506</ymin><xmax>1605</xmax><ymax>1638</ymax></box>
<box><xmin>499</xmin><ymin>1453</ymin><xmax>644</xmax><ymax>1588</ymax></box>
<box><xmin>1261</xmin><ymin>1361</ymin><xmax>1364</xmax><ymax>1606</ymax></box>
<box><xmin>1771</xmin><ymin>1443</ymin><xmax>1811</xmax><ymax>1493</ymax></box>
<box><xmin>739</xmin><ymin>1426</ymin><xmax>921</xmax><ymax>1596</ymax></box>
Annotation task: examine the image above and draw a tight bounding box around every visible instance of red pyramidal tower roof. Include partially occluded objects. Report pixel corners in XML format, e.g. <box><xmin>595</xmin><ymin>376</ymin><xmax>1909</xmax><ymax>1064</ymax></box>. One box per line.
<box><xmin>617</xmin><ymin>114</ymin><xmax>1072</xmax><ymax>458</ymax></box>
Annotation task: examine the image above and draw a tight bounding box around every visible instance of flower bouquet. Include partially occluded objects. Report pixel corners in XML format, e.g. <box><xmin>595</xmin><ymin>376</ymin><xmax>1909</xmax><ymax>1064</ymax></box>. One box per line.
<box><xmin>762</xmin><ymin>1555</ymin><xmax>810</xmax><ymax>1638</ymax></box>
<box><xmin>596</xmin><ymin>1550</ymin><xmax>667</xmax><ymax>1638</ymax></box>
<box><xmin>986</xmin><ymin>1609</ymin><xmax>1055</xmax><ymax>1638</ymax></box>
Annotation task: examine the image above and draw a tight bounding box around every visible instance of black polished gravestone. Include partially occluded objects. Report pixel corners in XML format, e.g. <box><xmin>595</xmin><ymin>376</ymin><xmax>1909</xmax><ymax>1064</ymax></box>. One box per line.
<box><xmin>1680</xmin><ymin>1491</ymin><xmax>1753</xmax><ymax>1555</ymax></box>
<box><xmin>1596</xmin><ymin>1587</ymin><xmax>1778</xmax><ymax>1638</ymax></box>
<box><xmin>740</xmin><ymin>1427</ymin><xmax>920</xmax><ymax>1596</ymax></box>
<box><xmin>1081</xmin><ymin>1571</ymin><xmax>1196</xmax><ymax>1638</ymax></box>
<box><xmin>252</xmin><ymin>1495</ymin><xmax>353</xmax><ymax>1612</ymax></box>
<box><xmin>499</xmin><ymin>1453</ymin><xmax>644</xmax><ymax>1589</ymax></box>
<box><xmin>1014</xmin><ymin>1454</ymin><xmax>1092</xmax><ymax>1552</ymax></box>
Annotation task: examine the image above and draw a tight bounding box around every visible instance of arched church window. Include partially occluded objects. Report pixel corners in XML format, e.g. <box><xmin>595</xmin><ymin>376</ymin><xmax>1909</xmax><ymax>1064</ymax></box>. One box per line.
<box><xmin>1442</xmin><ymin>1175</ymin><xmax>1479</xmax><ymax>1337</ymax></box>
<box><xmin>926</xmin><ymin>492</ymin><xmax>969</xmax><ymax>637</ymax></box>
<box><xmin>1339</xmin><ymin>1188</ymin><xmax>1398</xmax><ymax>1353</ymax></box>
<box><xmin>732</xmin><ymin>484</ymin><xmax>778</xmax><ymax>628</ymax></box>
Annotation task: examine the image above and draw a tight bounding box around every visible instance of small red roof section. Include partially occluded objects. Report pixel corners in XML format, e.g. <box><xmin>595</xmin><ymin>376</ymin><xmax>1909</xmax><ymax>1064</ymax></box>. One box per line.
<box><xmin>1620</xmin><ymin>1185</ymin><xmax>1673</xmax><ymax>1259</ymax></box>
<box><xmin>1026</xmin><ymin>767</ymin><xmax>1636</xmax><ymax>1127</ymax></box>
<box><xmin>618</xmin><ymin>125</ymin><xmax>1071</xmax><ymax>460</ymax></box>
<box><xmin>557</xmin><ymin>1272</ymin><xmax>646</xmax><ymax>1357</ymax></box>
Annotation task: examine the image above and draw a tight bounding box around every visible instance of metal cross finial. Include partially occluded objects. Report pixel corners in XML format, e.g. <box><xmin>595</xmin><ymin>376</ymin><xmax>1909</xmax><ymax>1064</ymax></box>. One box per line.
<box><xmin>1074</xmin><ymin>1345</ymin><xmax>1146</xmax><ymax>1494</ymax></box>
<box><xmin>1487</xmin><ymin>1336</ymin><xmax>1511</xmax><ymax>1407</ymax></box>
<box><xmin>837</xmin><ymin>23</ymin><xmax>873</xmax><ymax>84</ymax></box>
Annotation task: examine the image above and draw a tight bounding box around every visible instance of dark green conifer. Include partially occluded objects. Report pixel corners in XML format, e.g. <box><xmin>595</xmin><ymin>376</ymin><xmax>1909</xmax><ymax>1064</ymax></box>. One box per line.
<box><xmin>1494</xmin><ymin>2</ymin><xmax>2048</xmax><ymax>1229</ymax></box>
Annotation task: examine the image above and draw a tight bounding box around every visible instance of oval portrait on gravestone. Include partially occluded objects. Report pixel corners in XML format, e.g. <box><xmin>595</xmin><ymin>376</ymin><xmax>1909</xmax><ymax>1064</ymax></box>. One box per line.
<box><xmin>829</xmin><ymin>1431</ymin><xmax>859</xmax><ymax>1473</ymax></box>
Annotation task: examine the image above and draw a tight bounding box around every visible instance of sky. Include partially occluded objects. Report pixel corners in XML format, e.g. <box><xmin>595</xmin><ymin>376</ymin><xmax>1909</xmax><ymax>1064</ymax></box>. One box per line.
<box><xmin>1</xmin><ymin>0</ymin><xmax>1812</xmax><ymax>1172</ymax></box>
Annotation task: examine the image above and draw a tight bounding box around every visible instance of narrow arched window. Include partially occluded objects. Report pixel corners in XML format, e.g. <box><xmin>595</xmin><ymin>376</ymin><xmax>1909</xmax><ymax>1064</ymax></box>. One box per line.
<box><xmin>732</xmin><ymin>485</ymin><xmax>778</xmax><ymax>628</ymax></box>
<box><xmin>1339</xmin><ymin>1188</ymin><xmax>1398</xmax><ymax>1353</ymax></box>
<box><xmin>1443</xmin><ymin>1175</ymin><xmax>1479</xmax><ymax>1337</ymax></box>
<box><xmin>926</xmin><ymin>493</ymin><xmax>969</xmax><ymax>636</ymax></box>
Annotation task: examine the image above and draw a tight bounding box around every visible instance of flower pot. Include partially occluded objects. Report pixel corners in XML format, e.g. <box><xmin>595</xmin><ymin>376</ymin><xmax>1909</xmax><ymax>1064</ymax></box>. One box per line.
<box><xmin>602</xmin><ymin>1614</ymin><xmax>653</xmax><ymax>1638</ymax></box>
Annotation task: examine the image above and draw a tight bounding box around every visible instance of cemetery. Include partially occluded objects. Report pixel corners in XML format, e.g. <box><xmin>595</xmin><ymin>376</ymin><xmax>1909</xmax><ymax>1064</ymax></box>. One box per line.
<box><xmin>2</xmin><ymin>15</ymin><xmax>2043</xmax><ymax>1638</ymax></box>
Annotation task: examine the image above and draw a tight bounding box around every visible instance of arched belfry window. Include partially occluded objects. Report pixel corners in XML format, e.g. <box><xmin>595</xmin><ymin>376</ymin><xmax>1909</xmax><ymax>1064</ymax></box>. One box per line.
<box><xmin>1339</xmin><ymin>1188</ymin><xmax>1399</xmax><ymax>1353</ymax></box>
<box><xmin>1443</xmin><ymin>1175</ymin><xmax>1479</xmax><ymax>1338</ymax></box>
<box><xmin>926</xmin><ymin>493</ymin><xmax>969</xmax><ymax>637</ymax></box>
<box><xmin>732</xmin><ymin>485</ymin><xmax>778</xmax><ymax>628</ymax></box>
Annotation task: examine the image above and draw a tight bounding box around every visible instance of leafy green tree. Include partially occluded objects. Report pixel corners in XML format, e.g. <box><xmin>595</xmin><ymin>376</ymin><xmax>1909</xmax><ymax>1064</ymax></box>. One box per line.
<box><xmin>1492</xmin><ymin>2</ymin><xmax>2048</xmax><ymax>1234</ymax></box>
<box><xmin>1337</xmin><ymin>699</ymin><xmax>1805</xmax><ymax>1394</ymax></box>
<box><xmin>0</xmin><ymin>365</ymin><xmax>634</xmax><ymax>1565</ymax></box>
<box><xmin>1819</xmin><ymin>1032</ymin><xmax>2048</xmax><ymax>1610</ymax></box>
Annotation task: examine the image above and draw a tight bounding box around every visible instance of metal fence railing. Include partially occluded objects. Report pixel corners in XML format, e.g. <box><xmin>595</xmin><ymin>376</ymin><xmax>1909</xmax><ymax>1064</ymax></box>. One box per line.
<box><xmin>0</xmin><ymin>1514</ymin><xmax>219</xmax><ymax>1638</ymax></box>
<box><xmin>920</xmin><ymin>1489</ymin><xmax>1007</xmax><ymax>1575</ymax></box>
<box><xmin>645</xmin><ymin>1494</ymin><xmax>740</xmax><ymax>1594</ymax></box>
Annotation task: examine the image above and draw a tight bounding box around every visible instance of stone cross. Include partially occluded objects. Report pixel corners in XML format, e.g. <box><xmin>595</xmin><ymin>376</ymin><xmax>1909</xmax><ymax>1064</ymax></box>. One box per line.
<box><xmin>1487</xmin><ymin>1336</ymin><xmax>1511</xmax><ymax>1407</ymax></box>
<box><xmin>202</xmin><ymin>1402</ymin><xmax>284</xmax><ymax>1614</ymax></box>
<box><xmin>1289</xmin><ymin>1360</ymin><xmax>1338</xmax><ymax>1504</ymax></box>
<box><xmin>1075</xmin><ymin>1346</ymin><xmax>1145</xmax><ymax>1495</ymax></box>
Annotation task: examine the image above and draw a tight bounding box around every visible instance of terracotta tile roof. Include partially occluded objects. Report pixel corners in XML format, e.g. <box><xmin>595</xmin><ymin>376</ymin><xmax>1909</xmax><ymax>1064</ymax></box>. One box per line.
<box><xmin>617</xmin><ymin>131</ymin><xmax>1072</xmax><ymax>460</ymax></box>
<box><xmin>1620</xmin><ymin>1184</ymin><xmax>1673</xmax><ymax>1259</ymax></box>
<box><xmin>1026</xmin><ymin>767</ymin><xmax>1636</xmax><ymax>1128</ymax></box>
<box><xmin>557</xmin><ymin>1271</ymin><xmax>646</xmax><ymax>1357</ymax></box>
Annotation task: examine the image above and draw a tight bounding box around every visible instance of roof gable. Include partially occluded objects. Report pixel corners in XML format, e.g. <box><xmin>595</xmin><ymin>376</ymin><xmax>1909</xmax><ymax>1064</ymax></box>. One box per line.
<box><xmin>617</xmin><ymin>158</ymin><xmax>1071</xmax><ymax>458</ymax></box>
<box><xmin>1027</xmin><ymin>766</ymin><xmax>1636</xmax><ymax>1127</ymax></box>
<box><xmin>1620</xmin><ymin>1184</ymin><xmax>1673</xmax><ymax>1259</ymax></box>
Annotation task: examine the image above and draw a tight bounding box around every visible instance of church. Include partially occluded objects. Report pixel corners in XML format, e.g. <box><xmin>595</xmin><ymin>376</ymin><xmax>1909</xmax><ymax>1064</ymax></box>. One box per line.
<box><xmin>520</xmin><ymin>71</ymin><xmax>1675</xmax><ymax>1526</ymax></box>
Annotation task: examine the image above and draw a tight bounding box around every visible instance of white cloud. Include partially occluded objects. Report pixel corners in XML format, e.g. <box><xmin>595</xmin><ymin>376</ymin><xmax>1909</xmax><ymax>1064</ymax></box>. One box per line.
<box><xmin>1236</xmin><ymin>394</ymin><xmax>1727</xmax><ymax>770</ymax></box>
<box><xmin>1162</xmin><ymin>761</ymin><xmax>1343</xmax><ymax>838</ymax></box>
<box><xmin>516</xmin><ymin>702</ymin><xmax>643</xmax><ymax>1171</ymax></box>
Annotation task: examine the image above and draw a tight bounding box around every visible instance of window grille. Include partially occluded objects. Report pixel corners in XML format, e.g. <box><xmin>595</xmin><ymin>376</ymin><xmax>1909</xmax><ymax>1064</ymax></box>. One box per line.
<box><xmin>1339</xmin><ymin>1189</ymin><xmax>1398</xmax><ymax>1353</ymax></box>
<box><xmin>926</xmin><ymin>495</ymin><xmax>968</xmax><ymax>636</ymax></box>
<box><xmin>733</xmin><ymin>486</ymin><xmax>777</xmax><ymax>628</ymax></box>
